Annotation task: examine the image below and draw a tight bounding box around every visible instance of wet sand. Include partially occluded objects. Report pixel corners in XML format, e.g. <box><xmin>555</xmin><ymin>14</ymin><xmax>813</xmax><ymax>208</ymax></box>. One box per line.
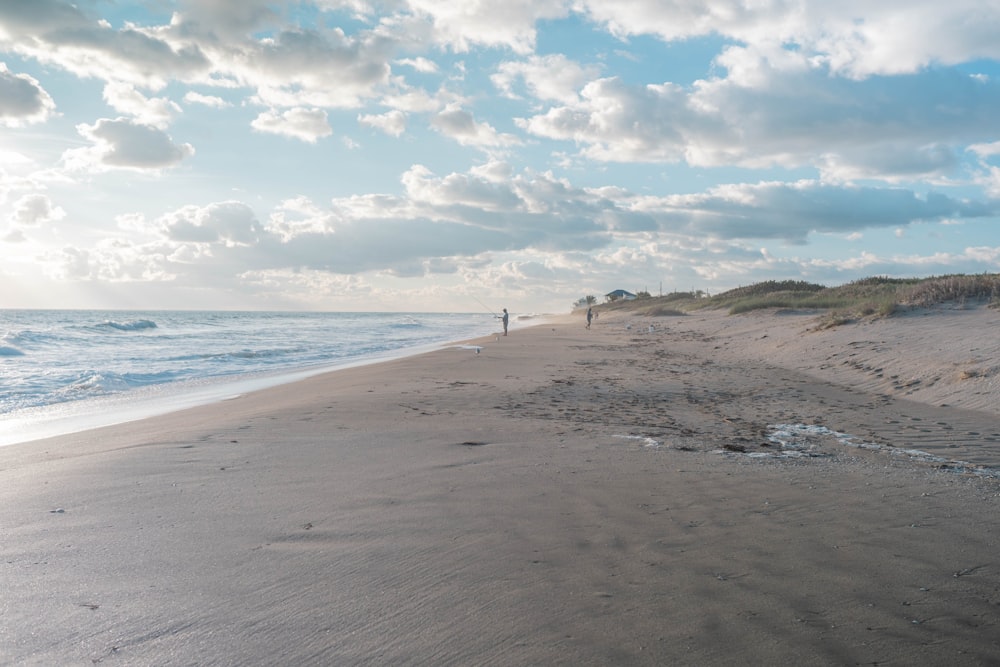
<box><xmin>2</xmin><ymin>305</ymin><xmax>999</xmax><ymax>665</ymax></box>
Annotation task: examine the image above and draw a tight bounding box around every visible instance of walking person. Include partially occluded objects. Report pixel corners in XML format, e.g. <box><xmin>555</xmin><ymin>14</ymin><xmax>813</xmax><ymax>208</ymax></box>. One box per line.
<box><xmin>586</xmin><ymin>306</ymin><xmax>593</xmax><ymax>329</ymax></box>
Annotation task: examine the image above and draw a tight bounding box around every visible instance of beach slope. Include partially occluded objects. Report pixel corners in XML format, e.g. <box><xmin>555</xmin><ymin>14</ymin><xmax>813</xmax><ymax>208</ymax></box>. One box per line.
<box><xmin>2</xmin><ymin>306</ymin><xmax>999</xmax><ymax>665</ymax></box>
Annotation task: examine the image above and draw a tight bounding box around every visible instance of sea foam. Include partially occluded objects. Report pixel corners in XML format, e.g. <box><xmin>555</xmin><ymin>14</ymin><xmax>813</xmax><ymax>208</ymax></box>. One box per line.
<box><xmin>0</xmin><ymin>309</ymin><xmax>497</xmax><ymax>446</ymax></box>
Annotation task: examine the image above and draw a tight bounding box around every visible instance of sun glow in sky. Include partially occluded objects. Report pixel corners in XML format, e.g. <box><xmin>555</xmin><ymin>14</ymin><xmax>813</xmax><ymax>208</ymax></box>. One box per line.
<box><xmin>2</xmin><ymin>1</ymin><xmax>1000</xmax><ymax>313</ymax></box>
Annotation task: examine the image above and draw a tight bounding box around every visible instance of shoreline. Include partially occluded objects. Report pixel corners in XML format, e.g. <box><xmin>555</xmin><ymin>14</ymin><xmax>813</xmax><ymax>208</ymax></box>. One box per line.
<box><xmin>0</xmin><ymin>319</ymin><xmax>520</xmax><ymax>449</ymax></box>
<box><xmin>3</xmin><ymin>307</ymin><xmax>998</xmax><ymax>665</ymax></box>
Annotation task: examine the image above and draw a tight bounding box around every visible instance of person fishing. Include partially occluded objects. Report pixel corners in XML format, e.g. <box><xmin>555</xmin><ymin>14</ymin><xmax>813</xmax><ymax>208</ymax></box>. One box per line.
<box><xmin>471</xmin><ymin>296</ymin><xmax>509</xmax><ymax>336</ymax></box>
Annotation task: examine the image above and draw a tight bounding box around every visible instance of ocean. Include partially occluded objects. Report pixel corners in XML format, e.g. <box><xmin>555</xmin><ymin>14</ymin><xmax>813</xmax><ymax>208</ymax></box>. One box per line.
<box><xmin>0</xmin><ymin>310</ymin><xmax>500</xmax><ymax>446</ymax></box>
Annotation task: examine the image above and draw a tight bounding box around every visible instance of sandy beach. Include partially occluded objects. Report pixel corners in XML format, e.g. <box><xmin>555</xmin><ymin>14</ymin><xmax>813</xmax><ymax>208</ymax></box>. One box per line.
<box><xmin>2</xmin><ymin>305</ymin><xmax>999</xmax><ymax>665</ymax></box>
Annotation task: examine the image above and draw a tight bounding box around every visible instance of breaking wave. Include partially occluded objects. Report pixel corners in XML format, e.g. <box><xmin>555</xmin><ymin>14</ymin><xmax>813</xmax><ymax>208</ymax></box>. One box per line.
<box><xmin>100</xmin><ymin>319</ymin><xmax>158</xmax><ymax>332</ymax></box>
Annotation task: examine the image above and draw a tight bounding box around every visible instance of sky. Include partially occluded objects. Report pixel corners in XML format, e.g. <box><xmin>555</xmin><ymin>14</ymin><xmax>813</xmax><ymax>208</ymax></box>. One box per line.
<box><xmin>2</xmin><ymin>1</ymin><xmax>1000</xmax><ymax>314</ymax></box>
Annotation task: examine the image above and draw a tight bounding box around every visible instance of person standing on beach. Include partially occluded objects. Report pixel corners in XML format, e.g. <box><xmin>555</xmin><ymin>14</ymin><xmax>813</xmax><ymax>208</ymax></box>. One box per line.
<box><xmin>586</xmin><ymin>307</ymin><xmax>593</xmax><ymax>329</ymax></box>
<box><xmin>501</xmin><ymin>308</ymin><xmax>509</xmax><ymax>336</ymax></box>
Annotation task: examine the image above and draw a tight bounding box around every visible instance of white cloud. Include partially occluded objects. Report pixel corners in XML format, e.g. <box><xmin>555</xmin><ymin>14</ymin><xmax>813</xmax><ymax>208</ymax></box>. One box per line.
<box><xmin>183</xmin><ymin>91</ymin><xmax>231</xmax><ymax>108</ymax></box>
<box><xmin>516</xmin><ymin>57</ymin><xmax>1000</xmax><ymax>180</ymax></box>
<box><xmin>5</xmin><ymin>2</ymin><xmax>1000</xmax><ymax>311</ymax></box>
<box><xmin>173</xmin><ymin>0</ymin><xmax>279</xmax><ymax>37</ymax></box>
<box><xmin>431</xmin><ymin>106</ymin><xmax>520</xmax><ymax>149</ymax></box>
<box><xmin>968</xmin><ymin>140</ymin><xmax>1000</xmax><ymax>163</ymax></box>
<box><xmin>978</xmin><ymin>164</ymin><xmax>1000</xmax><ymax>199</ymax></box>
<box><xmin>0</xmin><ymin>149</ymin><xmax>32</xmax><ymax>167</ymax></box>
<box><xmin>577</xmin><ymin>0</ymin><xmax>1000</xmax><ymax>79</ymax></box>
<box><xmin>63</xmin><ymin>117</ymin><xmax>195</xmax><ymax>171</ymax></box>
<box><xmin>22</xmin><ymin>160</ymin><xmax>1000</xmax><ymax>307</ymax></box>
<box><xmin>380</xmin><ymin>81</ymin><xmax>444</xmax><ymax>113</ymax></box>
<box><xmin>266</xmin><ymin>196</ymin><xmax>331</xmax><ymax>242</ymax></box>
<box><xmin>231</xmin><ymin>27</ymin><xmax>395</xmax><ymax>109</ymax></box>
<box><xmin>0</xmin><ymin>2</ymin><xmax>210</xmax><ymax>88</ymax></box>
<box><xmin>966</xmin><ymin>246</ymin><xmax>1000</xmax><ymax>263</ymax></box>
<box><xmin>251</xmin><ymin>107</ymin><xmax>333</xmax><ymax>142</ymax></box>
<box><xmin>7</xmin><ymin>193</ymin><xmax>66</xmax><ymax>226</ymax></box>
<box><xmin>103</xmin><ymin>82</ymin><xmax>181</xmax><ymax>129</ymax></box>
<box><xmin>1</xmin><ymin>2</ymin><xmax>391</xmax><ymax>112</ymax></box>
<box><xmin>628</xmin><ymin>180</ymin><xmax>993</xmax><ymax>243</ymax></box>
<box><xmin>358</xmin><ymin>109</ymin><xmax>408</xmax><ymax>136</ymax></box>
<box><xmin>45</xmin><ymin>164</ymin><xmax>621</xmax><ymax>289</ymax></box>
<box><xmin>159</xmin><ymin>201</ymin><xmax>263</xmax><ymax>247</ymax></box>
<box><xmin>492</xmin><ymin>54</ymin><xmax>601</xmax><ymax>104</ymax></box>
<box><xmin>693</xmin><ymin>49</ymin><xmax>1000</xmax><ymax>178</ymax></box>
<box><xmin>403</xmin><ymin>0</ymin><xmax>571</xmax><ymax>55</ymax></box>
<box><xmin>469</xmin><ymin>160</ymin><xmax>514</xmax><ymax>182</ymax></box>
<box><xmin>400</xmin><ymin>164</ymin><xmax>523</xmax><ymax>211</ymax></box>
<box><xmin>39</xmin><ymin>237</ymin><xmax>186</xmax><ymax>282</ymax></box>
<box><xmin>396</xmin><ymin>57</ymin><xmax>439</xmax><ymax>73</ymax></box>
<box><xmin>798</xmin><ymin>246</ymin><xmax>1000</xmax><ymax>279</ymax></box>
<box><xmin>2</xmin><ymin>228</ymin><xmax>27</xmax><ymax>243</ymax></box>
<box><xmin>45</xmin><ymin>246</ymin><xmax>93</xmax><ymax>280</ymax></box>
<box><xmin>517</xmin><ymin>77</ymin><xmax>692</xmax><ymax>163</ymax></box>
<box><xmin>0</xmin><ymin>63</ymin><xmax>56</xmax><ymax>127</ymax></box>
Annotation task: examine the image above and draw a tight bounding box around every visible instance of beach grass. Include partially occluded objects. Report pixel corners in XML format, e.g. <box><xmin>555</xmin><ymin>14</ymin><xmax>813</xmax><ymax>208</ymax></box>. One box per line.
<box><xmin>592</xmin><ymin>273</ymin><xmax>1000</xmax><ymax>324</ymax></box>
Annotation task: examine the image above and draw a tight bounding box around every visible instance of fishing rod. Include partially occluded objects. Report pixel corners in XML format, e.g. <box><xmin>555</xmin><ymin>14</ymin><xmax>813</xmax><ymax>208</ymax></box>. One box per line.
<box><xmin>471</xmin><ymin>295</ymin><xmax>499</xmax><ymax>318</ymax></box>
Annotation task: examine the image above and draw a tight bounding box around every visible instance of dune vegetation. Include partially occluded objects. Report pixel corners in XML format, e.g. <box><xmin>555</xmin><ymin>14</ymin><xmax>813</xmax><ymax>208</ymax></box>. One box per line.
<box><xmin>586</xmin><ymin>274</ymin><xmax>1000</xmax><ymax>326</ymax></box>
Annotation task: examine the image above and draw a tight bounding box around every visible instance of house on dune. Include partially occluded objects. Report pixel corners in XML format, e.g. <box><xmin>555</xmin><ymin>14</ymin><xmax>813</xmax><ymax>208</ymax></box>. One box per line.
<box><xmin>604</xmin><ymin>289</ymin><xmax>636</xmax><ymax>302</ymax></box>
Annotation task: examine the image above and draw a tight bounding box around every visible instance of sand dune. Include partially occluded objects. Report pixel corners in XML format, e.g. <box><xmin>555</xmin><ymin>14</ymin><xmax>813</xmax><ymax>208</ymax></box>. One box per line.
<box><xmin>673</xmin><ymin>304</ymin><xmax>1000</xmax><ymax>416</ymax></box>
<box><xmin>2</xmin><ymin>305</ymin><xmax>998</xmax><ymax>665</ymax></box>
